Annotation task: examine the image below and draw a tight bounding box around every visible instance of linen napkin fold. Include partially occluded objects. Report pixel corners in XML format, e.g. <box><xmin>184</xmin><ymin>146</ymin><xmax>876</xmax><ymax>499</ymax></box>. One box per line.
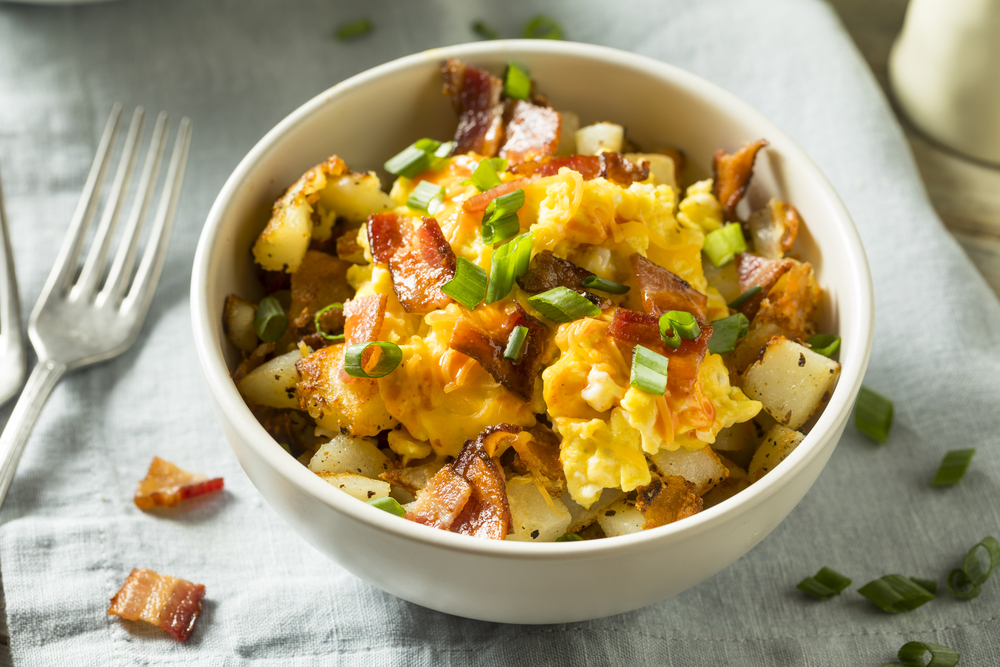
<box><xmin>0</xmin><ymin>0</ymin><xmax>997</xmax><ymax>665</ymax></box>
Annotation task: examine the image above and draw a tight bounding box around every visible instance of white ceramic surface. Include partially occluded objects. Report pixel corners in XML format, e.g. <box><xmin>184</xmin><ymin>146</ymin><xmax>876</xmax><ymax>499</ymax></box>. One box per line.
<box><xmin>191</xmin><ymin>40</ymin><xmax>874</xmax><ymax>624</ymax></box>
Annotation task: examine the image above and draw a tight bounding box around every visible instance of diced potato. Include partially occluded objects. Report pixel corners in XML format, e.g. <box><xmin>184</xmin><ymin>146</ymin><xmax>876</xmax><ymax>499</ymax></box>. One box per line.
<box><xmin>702</xmin><ymin>457</ymin><xmax>752</xmax><ymax>508</ymax></box>
<box><xmin>316</xmin><ymin>171</ymin><xmax>394</xmax><ymax>227</ymax></box>
<box><xmin>749</xmin><ymin>424</ymin><xmax>805</xmax><ymax>482</ymax></box>
<box><xmin>748</xmin><ymin>198</ymin><xmax>801</xmax><ymax>260</ymax></box>
<box><xmin>380</xmin><ymin>460</ymin><xmax>446</xmax><ymax>494</ymax></box>
<box><xmin>315</xmin><ymin>471</ymin><xmax>390</xmax><ymax>502</ymax></box>
<box><xmin>237</xmin><ymin>349</ymin><xmax>302</xmax><ymax>409</ymax></box>
<box><xmin>506</xmin><ymin>475</ymin><xmax>572</xmax><ymax>542</ymax></box>
<box><xmin>308</xmin><ymin>434</ymin><xmax>391</xmax><ymax>479</ymax></box>
<box><xmin>555</xmin><ymin>110</ymin><xmax>580</xmax><ymax>156</ymax></box>
<box><xmin>595</xmin><ymin>500</ymin><xmax>644</xmax><ymax>537</ymax></box>
<box><xmin>741</xmin><ymin>336</ymin><xmax>841</xmax><ymax>430</ymax></box>
<box><xmin>649</xmin><ymin>447</ymin><xmax>729</xmax><ymax>496</ymax></box>
<box><xmin>575</xmin><ymin>122</ymin><xmax>624</xmax><ymax>155</ymax></box>
<box><xmin>624</xmin><ymin>152</ymin><xmax>676</xmax><ymax>189</ymax></box>
<box><xmin>560</xmin><ymin>488</ymin><xmax>625</xmax><ymax>533</ymax></box>
<box><xmin>710</xmin><ymin>421</ymin><xmax>755</xmax><ymax>452</ymax></box>
<box><xmin>223</xmin><ymin>294</ymin><xmax>258</xmax><ymax>353</ymax></box>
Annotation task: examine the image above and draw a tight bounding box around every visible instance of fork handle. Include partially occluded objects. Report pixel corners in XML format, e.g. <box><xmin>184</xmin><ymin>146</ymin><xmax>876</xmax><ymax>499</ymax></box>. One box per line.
<box><xmin>0</xmin><ymin>360</ymin><xmax>67</xmax><ymax>512</ymax></box>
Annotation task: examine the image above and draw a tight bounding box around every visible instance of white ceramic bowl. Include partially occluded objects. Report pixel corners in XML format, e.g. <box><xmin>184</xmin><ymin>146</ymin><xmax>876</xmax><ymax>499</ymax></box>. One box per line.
<box><xmin>191</xmin><ymin>40</ymin><xmax>874</xmax><ymax>624</ymax></box>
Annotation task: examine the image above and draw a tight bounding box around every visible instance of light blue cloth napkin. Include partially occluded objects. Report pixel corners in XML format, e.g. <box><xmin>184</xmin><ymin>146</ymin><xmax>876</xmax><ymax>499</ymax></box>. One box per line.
<box><xmin>0</xmin><ymin>0</ymin><xmax>998</xmax><ymax>665</ymax></box>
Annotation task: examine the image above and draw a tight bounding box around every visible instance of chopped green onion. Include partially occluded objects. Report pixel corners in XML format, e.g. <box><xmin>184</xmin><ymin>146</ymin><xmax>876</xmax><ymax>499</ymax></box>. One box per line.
<box><xmin>556</xmin><ymin>533</ymin><xmax>583</xmax><ymax>542</ymax></box>
<box><xmin>807</xmin><ymin>333</ymin><xmax>841</xmax><ymax>358</ymax></box>
<box><xmin>463</xmin><ymin>157</ymin><xmax>507</xmax><ymax>192</ymax></box>
<box><xmin>931</xmin><ymin>448</ymin><xmax>975</xmax><ymax>487</ymax></box>
<box><xmin>629</xmin><ymin>344</ymin><xmax>668</xmax><ymax>396</ymax></box>
<box><xmin>950</xmin><ymin>536</ymin><xmax>1000</xmax><ymax>600</ymax></box>
<box><xmin>385</xmin><ymin>139</ymin><xmax>452</xmax><ymax>178</ymax></box>
<box><xmin>706</xmin><ymin>312</ymin><xmax>749</xmax><ymax>355</ymax></box>
<box><xmin>858</xmin><ymin>574</ymin><xmax>934</xmax><ymax>613</ymax></box>
<box><xmin>504</xmin><ymin>61</ymin><xmax>532</xmax><ymax>100</ymax></box>
<box><xmin>254</xmin><ymin>295</ymin><xmax>287</xmax><ymax>343</ymax></box>
<box><xmin>367</xmin><ymin>496</ymin><xmax>406</xmax><ymax>517</ymax></box>
<box><xmin>897</xmin><ymin>641</ymin><xmax>960</xmax><ymax>667</ymax></box>
<box><xmin>527</xmin><ymin>286</ymin><xmax>600</xmax><ymax>323</ymax></box>
<box><xmin>314</xmin><ymin>303</ymin><xmax>345</xmax><ymax>342</ymax></box>
<box><xmin>580</xmin><ymin>275</ymin><xmax>630</xmax><ymax>295</ymax></box>
<box><xmin>855</xmin><ymin>386</ymin><xmax>893</xmax><ymax>444</ymax></box>
<box><xmin>503</xmin><ymin>325</ymin><xmax>529</xmax><ymax>362</ymax></box>
<box><xmin>702</xmin><ymin>222</ymin><xmax>747</xmax><ymax>267</ymax></box>
<box><xmin>910</xmin><ymin>577</ymin><xmax>938</xmax><ymax>596</ymax></box>
<box><xmin>946</xmin><ymin>568</ymin><xmax>979</xmax><ymax>599</ymax></box>
<box><xmin>522</xmin><ymin>15</ymin><xmax>563</xmax><ymax>40</ymax></box>
<box><xmin>343</xmin><ymin>341</ymin><xmax>403</xmax><ymax>378</ymax></box>
<box><xmin>485</xmin><ymin>232</ymin><xmax>533</xmax><ymax>303</ymax></box>
<box><xmin>472</xmin><ymin>20</ymin><xmax>500</xmax><ymax>40</ymax></box>
<box><xmin>407</xmin><ymin>181</ymin><xmax>445</xmax><ymax>214</ymax></box>
<box><xmin>441</xmin><ymin>257</ymin><xmax>488</xmax><ymax>310</ymax></box>
<box><xmin>659</xmin><ymin>310</ymin><xmax>701</xmax><ymax>348</ymax></box>
<box><xmin>482</xmin><ymin>188</ymin><xmax>525</xmax><ymax>244</ymax></box>
<box><xmin>482</xmin><ymin>215</ymin><xmax>521</xmax><ymax>245</ymax></box>
<box><xmin>727</xmin><ymin>285</ymin><xmax>762</xmax><ymax>309</ymax></box>
<box><xmin>335</xmin><ymin>18</ymin><xmax>372</xmax><ymax>41</ymax></box>
<box><xmin>797</xmin><ymin>567</ymin><xmax>851</xmax><ymax>599</ymax></box>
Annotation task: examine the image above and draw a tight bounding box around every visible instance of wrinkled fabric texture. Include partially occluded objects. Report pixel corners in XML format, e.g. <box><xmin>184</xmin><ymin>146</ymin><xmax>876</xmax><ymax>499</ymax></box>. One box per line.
<box><xmin>0</xmin><ymin>0</ymin><xmax>998</xmax><ymax>665</ymax></box>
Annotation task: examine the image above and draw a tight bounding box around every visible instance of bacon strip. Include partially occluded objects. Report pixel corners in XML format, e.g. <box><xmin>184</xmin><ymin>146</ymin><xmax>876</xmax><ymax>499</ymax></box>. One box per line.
<box><xmin>630</xmin><ymin>253</ymin><xmax>708</xmax><ymax>321</ymax></box>
<box><xmin>517</xmin><ymin>251</ymin><xmax>610</xmax><ymax>309</ymax></box>
<box><xmin>448</xmin><ymin>303</ymin><xmax>550</xmax><ymax>402</ymax></box>
<box><xmin>335</xmin><ymin>293</ymin><xmax>389</xmax><ymax>383</ymax></box>
<box><xmin>366</xmin><ymin>213</ymin><xmax>457</xmax><ymax>313</ymax></box>
<box><xmin>713</xmin><ymin>139</ymin><xmax>768</xmax><ymax>222</ymax></box>
<box><xmin>108</xmin><ymin>569</ymin><xmax>206</xmax><ymax>642</ymax></box>
<box><xmin>450</xmin><ymin>425</ymin><xmax>518</xmax><ymax>539</ymax></box>
<box><xmin>133</xmin><ymin>457</ymin><xmax>224</xmax><ymax>510</ymax></box>
<box><xmin>405</xmin><ymin>466</ymin><xmax>472</xmax><ymax>529</ymax></box>
<box><xmin>366</xmin><ymin>211</ymin><xmax>405</xmax><ymax>265</ymax></box>
<box><xmin>510</xmin><ymin>152</ymin><xmax>649</xmax><ymax>186</ymax></box>
<box><xmin>635</xmin><ymin>476</ymin><xmax>702</xmax><ymax>530</ymax></box>
<box><xmin>442</xmin><ymin>59</ymin><xmax>505</xmax><ymax>156</ymax></box>
<box><xmin>499</xmin><ymin>100</ymin><xmax>560</xmax><ymax>165</ymax></box>
<box><xmin>734</xmin><ymin>253</ymin><xmax>793</xmax><ymax>320</ymax></box>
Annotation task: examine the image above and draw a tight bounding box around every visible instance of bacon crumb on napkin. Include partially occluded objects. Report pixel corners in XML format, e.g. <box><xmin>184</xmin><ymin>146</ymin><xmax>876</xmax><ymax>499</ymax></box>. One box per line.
<box><xmin>108</xmin><ymin>568</ymin><xmax>205</xmax><ymax>641</ymax></box>
<box><xmin>133</xmin><ymin>457</ymin><xmax>224</xmax><ymax>509</ymax></box>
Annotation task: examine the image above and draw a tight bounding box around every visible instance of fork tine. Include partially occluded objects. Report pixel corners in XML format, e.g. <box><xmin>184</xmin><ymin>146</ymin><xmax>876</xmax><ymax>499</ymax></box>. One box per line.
<box><xmin>45</xmin><ymin>104</ymin><xmax>122</xmax><ymax>295</ymax></box>
<box><xmin>123</xmin><ymin>117</ymin><xmax>192</xmax><ymax>314</ymax></box>
<box><xmin>98</xmin><ymin>111</ymin><xmax>168</xmax><ymax>308</ymax></box>
<box><xmin>74</xmin><ymin>107</ymin><xmax>145</xmax><ymax>301</ymax></box>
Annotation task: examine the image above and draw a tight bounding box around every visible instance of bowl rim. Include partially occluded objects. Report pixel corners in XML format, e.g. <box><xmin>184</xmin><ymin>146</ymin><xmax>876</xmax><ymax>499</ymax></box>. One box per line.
<box><xmin>191</xmin><ymin>39</ymin><xmax>875</xmax><ymax>560</ymax></box>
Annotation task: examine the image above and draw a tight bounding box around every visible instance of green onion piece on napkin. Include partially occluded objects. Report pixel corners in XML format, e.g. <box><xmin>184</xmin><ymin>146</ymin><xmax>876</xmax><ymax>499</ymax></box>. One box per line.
<box><xmin>931</xmin><ymin>448</ymin><xmax>975</xmax><ymax>486</ymax></box>
<box><xmin>854</xmin><ymin>385</ymin><xmax>893</xmax><ymax>443</ymax></box>
<box><xmin>796</xmin><ymin>567</ymin><xmax>851</xmax><ymax>599</ymax></box>
<box><xmin>858</xmin><ymin>574</ymin><xmax>934</xmax><ymax>613</ymax></box>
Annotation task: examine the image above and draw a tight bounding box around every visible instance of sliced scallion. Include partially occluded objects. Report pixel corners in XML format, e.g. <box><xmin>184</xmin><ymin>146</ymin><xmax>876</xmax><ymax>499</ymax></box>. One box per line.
<box><xmin>858</xmin><ymin>574</ymin><xmax>934</xmax><ymax>613</ymax></box>
<box><xmin>702</xmin><ymin>222</ymin><xmax>747</xmax><ymax>268</ymax></box>
<box><xmin>948</xmin><ymin>535</ymin><xmax>1000</xmax><ymax>601</ymax></box>
<box><xmin>897</xmin><ymin>641</ymin><xmax>960</xmax><ymax>667</ymax></box>
<box><xmin>335</xmin><ymin>18</ymin><xmax>372</xmax><ymax>41</ymax></box>
<box><xmin>659</xmin><ymin>310</ymin><xmax>701</xmax><ymax>348</ymax></box>
<box><xmin>472</xmin><ymin>20</ymin><xmax>500</xmax><ymax>40</ymax></box>
<box><xmin>385</xmin><ymin>138</ymin><xmax>451</xmax><ymax>179</ymax></box>
<box><xmin>503</xmin><ymin>325</ymin><xmax>529</xmax><ymax>362</ymax></box>
<box><xmin>946</xmin><ymin>569</ymin><xmax>979</xmax><ymax>600</ymax></box>
<box><xmin>629</xmin><ymin>344</ymin><xmax>668</xmax><ymax>396</ymax></box>
<box><xmin>485</xmin><ymin>232</ymin><xmax>533</xmax><ymax>303</ymax></box>
<box><xmin>910</xmin><ymin>577</ymin><xmax>938</xmax><ymax>596</ymax></box>
<box><xmin>504</xmin><ymin>61</ymin><xmax>532</xmax><ymax>100</ymax></box>
<box><xmin>314</xmin><ymin>303</ymin><xmax>345</xmax><ymax>342</ymax></box>
<box><xmin>482</xmin><ymin>215</ymin><xmax>521</xmax><ymax>245</ymax></box>
<box><xmin>527</xmin><ymin>286</ymin><xmax>600</xmax><ymax>323</ymax></box>
<box><xmin>706</xmin><ymin>312</ymin><xmax>749</xmax><ymax>355</ymax></box>
<box><xmin>367</xmin><ymin>496</ymin><xmax>406</xmax><ymax>517</ymax></box>
<box><xmin>580</xmin><ymin>275</ymin><xmax>630</xmax><ymax>295</ymax></box>
<box><xmin>407</xmin><ymin>180</ymin><xmax>445</xmax><ymax>214</ymax></box>
<box><xmin>855</xmin><ymin>386</ymin><xmax>893</xmax><ymax>444</ymax></box>
<box><xmin>463</xmin><ymin>157</ymin><xmax>507</xmax><ymax>192</ymax></box>
<box><xmin>343</xmin><ymin>341</ymin><xmax>403</xmax><ymax>379</ymax></box>
<box><xmin>441</xmin><ymin>257</ymin><xmax>488</xmax><ymax>310</ymax></box>
<box><xmin>931</xmin><ymin>448</ymin><xmax>975</xmax><ymax>487</ymax></box>
<box><xmin>556</xmin><ymin>533</ymin><xmax>583</xmax><ymax>542</ymax></box>
<box><xmin>254</xmin><ymin>296</ymin><xmax>287</xmax><ymax>343</ymax></box>
<box><xmin>522</xmin><ymin>15</ymin><xmax>563</xmax><ymax>40</ymax></box>
<box><xmin>481</xmin><ymin>188</ymin><xmax>525</xmax><ymax>244</ymax></box>
<box><xmin>797</xmin><ymin>567</ymin><xmax>851</xmax><ymax>599</ymax></box>
<box><xmin>728</xmin><ymin>285</ymin><xmax>762</xmax><ymax>309</ymax></box>
<box><xmin>807</xmin><ymin>333</ymin><xmax>841</xmax><ymax>358</ymax></box>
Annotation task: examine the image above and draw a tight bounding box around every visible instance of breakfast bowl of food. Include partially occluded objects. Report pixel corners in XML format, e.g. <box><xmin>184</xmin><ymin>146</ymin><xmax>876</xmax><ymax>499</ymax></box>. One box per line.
<box><xmin>191</xmin><ymin>39</ymin><xmax>873</xmax><ymax>624</ymax></box>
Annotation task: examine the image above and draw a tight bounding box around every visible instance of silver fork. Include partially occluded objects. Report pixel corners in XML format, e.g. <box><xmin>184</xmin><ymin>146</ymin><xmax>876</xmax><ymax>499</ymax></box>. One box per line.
<box><xmin>0</xmin><ymin>105</ymin><xmax>192</xmax><ymax>511</ymax></box>
<box><xmin>0</xmin><ymin>168</ymin><xmax>26</xmax><ymax>407</ymax></box>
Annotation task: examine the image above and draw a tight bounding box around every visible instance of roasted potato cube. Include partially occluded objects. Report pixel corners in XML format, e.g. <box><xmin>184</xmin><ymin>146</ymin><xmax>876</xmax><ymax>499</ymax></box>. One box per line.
<box><xmin>595</xmin><ymin>499</ymin><xmax>645</xmax><ymax>537</ymax></box>
<box><xmin>237</xmin><ymin>349</ymin><xmax>302</xmax><ymax>409</ymax></box>
<box><xmin>624</xmin><ymin>152</ymin><xmax>677</xmax><ymax>189</ymax></box>
<box><xmin>316</xmin><ymin>171</ymin><xmax>394</xmax><ymax>227</ymax></box>
<box><xmin>741</xmin><ymin>336</ymin><xmax>840</xmax><ymax>430</ymax></box>
<box><xmin>506</xmin><ymin>475</ymin><xmax>572</xmax><ymax>542</ymax></box>
<box><xmin>223</xmin><ymin>294</ymin><xmax>258</xmax><ymax>352</ymax></box>
<box><xmin>702</xmin><ymin>456</ymin><xmax>752</xmax><ymax>508</ymax></box>
<box><xmin>560</xmin><ymin>488</ymin><xmax>625</xmax><ymax>534</ymax></box>
<box><xmin>316</xmin><ymin>471</ymin><xmax>390</xmax><ymax>502</ymax></box>
<box><xmin>308</xmin><ymin>435</ymin><xmax>391</xmax><ymax>479</ymax></box>
<box><xmin>649</xmin><ymin>447</ymin><xmax>729</xmax><ymax>496</ymax></box>
<box><xmin>749</xmin><ymin>424</ymin><xmax>805</xmax><ymax>482</ymax></box>
<box><xmin>575</xmin><ymin>122</ymin><xmax>624</xmax><ymax>155</ymax></box>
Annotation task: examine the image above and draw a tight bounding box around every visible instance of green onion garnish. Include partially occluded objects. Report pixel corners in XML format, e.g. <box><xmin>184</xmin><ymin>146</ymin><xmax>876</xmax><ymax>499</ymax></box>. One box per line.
<box><xmin>948</xmin><ymin>536</ymin><xmax>999</xmax><ymax>599</ymax></box>
<box><xmin>335</xmin><ymin>18</ymin><xmax>372</xmax><ymax>41</ymax></box>
<box><xmin>482</xmin><ymin>215</ymin><xmax>520</xmax><ymax>245</ymax></box>
<box><xmin>855</xmin><ymin>386</ymin><xmax>894</xmax><ymax>444</ymax></box>
<box><xmin>504</xmin><ymin>61</ymin><xmax>532</xmax><ymax>100</ymax></box>
<box><xmin>343</xmin><ymin>341</ymin><xmax>403</xmax><ymax>379</ymax></box>
<box><xmin>629</xmin><ymin>344</ymin><xmax>668</xmax><ymax>396</ymax></box>
<box><xmin>503</xmin><ymin>325</ymin><xmax>529</xmax><ymax>362</ymax></box>
<box><xmin>897</xmin><ymin>642</ymin><xmax>960</xmax><ymax>667</ymax></box>
<box><xmin>441</xmin><ymin>257</ymin><xmax>488</xmax><ymax>310</ymax></box>
<box><xmin>384</xmin><ymin>139</ymin><xmax>452</xmax><ymax>179</ymax></box>
<box><xmin>367</xmin><ymin>496</ymin><xmax>406</xmax><ymax>517</ymax></box>
<box><xmin>314</xmin><ymin>303</ymin><xmax>345</xmax><ymax>342</ymax></box>
<box><xmin>931</xmin><ymin>448</ymin><xmax>975</xmax><ymax>487</ymax></box>
<box><xmin>485</xmin><ymin>232</ymin><xmax>533</xmax><ymax>303</ymax></box>
<box><xmin>580</xmin><ymin>275</ymin><xmax>630</xmax><ymax>295</ymax></box>
<box><xmin>556</xmin><ymin>533</ymin><xmax>583</xmax><ymax>542</ymax></box>
<box><xmin>415</xmin><ymin>138</ymin><xmax>454</xmax><ymax>170</ymax></box>
<box><xmin>522</xmin><ymin>15</ymin><xmax>563</xmax><ymax>40</ymax></box>
<box><xmin>482</xmin><ymin>188</ymin><xmax>525</xmax><ymax>244</ymax></box>
<box><xmin>527</xmin><ymin>286</ymin><xmax>600</xmax><ymax>323</ymax></box>
<box><xmin>463</xmin><ymin>157</ymin><xmax>508</xmax><ymax>192</ymax></box>
<box><xmin>946</xmin><ymin>569</ymin><xmax>979</xmax><ymax>599</ymax></box>
<box><xmin>659</xmin><ymin>310</ymin><xmax>701</xmax><ymax>348</ymax></box>
<box><xmin>796</xmin><ymin>567</ymin><xmax>851</xmax><ymax>599</ymax></box>
<box><xmin>706</xmin><ymin>312</ymin><xmax>749</xmax><ymax>355</ymax></box>
<box><xmin>702</xmin><ymin>222</ymin><xmax>747</xmax><ymax>268</ymax></box>
<box><xmin>407</xmin><ymin>181</ymin><xmax>445</xmax><ymax>214</ymax></box>
<box><xmin>727</xmin><ymin>285</ymin><xmax>762</xmax><ymax>309</ymax></box>
<box><xmin>472</xmin><ymin>20</ymin><xmax>500</xmax><ymax>40</ymax></box>
<box><xmin>254</xmin><ymin>295</ymin><xmax>287</xmax><ymax>343</ymax></box>
<box><xmin>910</xmin><ymin>577</ymin><xmax>938</xmax><ymax>596</ymax></box>
<box><xmin>807</xmin><ymin>333</ymin><xmax>841</xmax><ymax>358</ymax></box>
<box><xmin>858</xmin><ymin>574</ymin><xmax>934</xmax><ymax>613</ymax></box>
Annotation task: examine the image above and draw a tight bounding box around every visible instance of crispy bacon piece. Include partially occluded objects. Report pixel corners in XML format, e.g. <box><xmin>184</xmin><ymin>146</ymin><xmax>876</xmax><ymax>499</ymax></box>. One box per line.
<box><xmin>635</xmin><ymin>476</ymin><xmax>702</xmax><ymax>530</ymax></box>
<box><xmin>517</xmin><ymin>251</ymin><xmax>611</xmax><ymax>310</ymax></box>
<box><xmin>108</xmin><ymin>569</ymin><xmax>206</xmax><ymax>642</ymax></box>
<box><xmin>448</xmin><ymin>303</ymin><xmax>550</xmax><ymax>402</ymax></box>
<box><xmin>499</xmin><ymin>100</ymin><xmax>560</xmax><ymax>165</ymax></box>
<box><xmin>442</xmin><ymin>59</ymin><xmax>505</xmax><ymax>156</ymax></box>
<box><xmin>343</xmin><ymin>293</ymin><xmax>387</xmax><ymax>345</ymax></box>
<box><xmin>510</xmin><ymin>152</ymin><xmax>649</xmax><ymax>186</ymax></box>
<box><xmin>462</xmin><ymin>178</ymin><xmax>532</xmax><ymax>214</ymax></box>
<box><xmin>608</xmin><ymin>308</ymin><xmax>712</xmax><ymax>396</ymax></box>
<box><xmin>133</xmin><ymin>457</ymin><xmax>224</xmax><ymax>510</ymax></box>
<box><xmin>630</xmin><ymin>253</ymin><xmax>708</xmax><ymax>321</ymax></box>
<box><xmin>713</xmin><ymin>139</ymin><xmax>768</xmax><ymax>222</ymax></box>
<box><xmin>450</xmin><ymin>425</ymin><xmax>518</xmax><ymax>539</ymax></box>
<box><xmin>366</xmin><ymin>211</ymin><xmax>405</xmax><ymax>265</ymax></box>
<box><xmin>734</xmin><ymin>253</ymin><xmax>793</xmax><ymax>320</ymax></box>
<box><xmin>511</xmin><ymin>424</ymin><xmax>566</xmax><ymax>492</ymax></box>
<box><xmin>366</xmin><ymin>213</ymin><xmax>456</xmax><ymax>313</ymax></box>
<box><xmin>405</xmin><ymin>466</ymin><xmax>472</xmax><ymax>529</ymax></box>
